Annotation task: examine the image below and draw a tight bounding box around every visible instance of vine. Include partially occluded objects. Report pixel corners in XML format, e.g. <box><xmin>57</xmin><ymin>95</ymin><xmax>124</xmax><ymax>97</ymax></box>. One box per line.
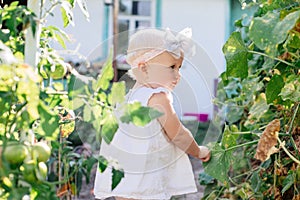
<box><xmin>200</xmin><ymin>0</ymin><xmax>300</xmax><ymax>199</ymax></box>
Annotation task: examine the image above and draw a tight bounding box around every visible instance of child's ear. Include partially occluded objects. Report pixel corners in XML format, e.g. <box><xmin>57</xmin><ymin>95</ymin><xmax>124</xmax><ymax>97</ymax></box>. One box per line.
<box><xmin>138</xmin><ymin>62</ymin><xmax>147</xmax><ymax>73</ymax></box>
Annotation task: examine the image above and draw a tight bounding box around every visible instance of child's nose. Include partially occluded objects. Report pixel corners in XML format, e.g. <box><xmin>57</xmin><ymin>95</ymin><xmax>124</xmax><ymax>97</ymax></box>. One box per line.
<box><xmin>175</xmin><ymin>71</ymin><xmax>181</xmax><ymax>79</ymax></box>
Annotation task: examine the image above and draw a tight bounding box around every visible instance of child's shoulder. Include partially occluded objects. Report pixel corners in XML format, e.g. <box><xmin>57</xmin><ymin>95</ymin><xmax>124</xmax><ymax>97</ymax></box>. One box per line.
<box><xmin>148</xmin><ymin>90</ymin><xmax>172</xmax><ymax>108</ymax></box>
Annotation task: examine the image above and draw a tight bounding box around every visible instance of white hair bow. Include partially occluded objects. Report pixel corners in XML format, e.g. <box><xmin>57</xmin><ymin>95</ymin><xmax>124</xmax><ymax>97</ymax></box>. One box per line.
<box><xmin>164</xmin><ymin>27</ymin><xmax>196</xmax><ymax>58</ymax></box>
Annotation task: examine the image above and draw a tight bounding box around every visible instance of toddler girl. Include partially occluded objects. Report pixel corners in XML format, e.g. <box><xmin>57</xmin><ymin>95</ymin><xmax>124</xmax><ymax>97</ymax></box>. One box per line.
<box><xmin>94</xmin><ymin>28</ymin><xmax>211</xmax><ymax>200</ymax></box>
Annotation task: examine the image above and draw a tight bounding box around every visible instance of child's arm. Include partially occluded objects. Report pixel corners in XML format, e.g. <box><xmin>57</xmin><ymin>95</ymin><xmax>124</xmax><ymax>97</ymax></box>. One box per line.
<box><xmin>148</xmin><ymin>92</ymin><xmax>210</xmax><ymax>162</ymax></box>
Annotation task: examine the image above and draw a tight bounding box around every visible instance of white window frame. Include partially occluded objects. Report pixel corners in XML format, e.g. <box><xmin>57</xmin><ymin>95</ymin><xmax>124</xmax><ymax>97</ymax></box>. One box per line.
<box><xmin>118</xmin><ymin>0</ymin><xmax>156</xmax><ymax>31</ymax></box>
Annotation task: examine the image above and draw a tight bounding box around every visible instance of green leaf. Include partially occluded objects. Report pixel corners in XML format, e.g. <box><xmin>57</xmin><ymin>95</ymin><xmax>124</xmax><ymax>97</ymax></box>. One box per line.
<box><xmin>249</xmin><ymin>11</ymin><xmax>300</xmax><ymax>52</ymax></box>
<box><xmin>71</xmin><ymin>97</ymin><xmax>85</xmax><ymax>110</ymax></box>
<box><xmin>225</xmin><ymin>102</ymin><xmax>244</xmax><ymax>124</ymax></box>
<box><xmin>76</xmin><ymin>0</ymin><xmax>89</xmax><ymax>19</ymax></box>
<box><xmin>111</xmin><ymin>168</ymin><xmax>124</xmax><ymax>191</ymax></box>
<box><xmin>280</xmin><ymin>83</ymin><xmax>300</xmax><ymax>102</ymax></box>
<box><xmin>97</xmin><ymin>91</ymin><xmax>107</xmax><ymax>104</ymax></box>
<box><xmin>36</xmin><ymin>103</ymin><xmax>60</xmax><ymax>140</ymax></box>
<box><xmin>98</xmin><ymin>155</ymin><xmax>108</xmax><ymax>173</ymax></box>
<box><xmin>16</xmin><ymin>79</ymin><xmax>40</xmax><ymax>119</ymax></box>
<box><xmin>282</xmin><ymin>170</ymin><xmax>295</xmax><ymax>194</ymax></box>
<box><xmin>52</xmin><ymin>82</ymin><xmax>64</xmax><ymax>91</ymax></box>
<box><xmin>96</xmin><ymin>53</ymin><xmax>114</xmax><ymax>91</ymax></box>
<box><xmin>68</xmin><ymin>0</ymin><xmax>75</xmax><ymax>7</ymax></box>
<box><xmin>101</xmin><ymin>109</ymin><xmax>119</xmax><ymax>144</ymax></box>
<box><xmin>221</xmin><ymin>125</ymin><xmax>239</xmax><ymax>149</ymax></box>
<box><xmin>108</xmin><ymin>81</ymin><xmax>125</xmax><ymax>106</ymax></box>
<box><xmin>249</xmin><ymin>12</ymin><xmax>280</xmax><ymax>51</ymax></box>
<box><xmin>92</xmin><ymin>118</ymin><xmax>101</xmax><ymax>133</ymax></box>
<box><xmin>223</xmin><ymin>32</ymin><xmax>248</xmax><ymax>79</ymax></box>
<box><xmin>45</xmin><ymin>26</ymin><xmax>70</xmax><ymax>49</ymax></box>
<box><xmin>273</xmin><ymin>10</ymin><xmax>300</xmax><ymax>45</ymax></box>
<box><xmin>223</xmin><ymin>78</ymin><xmax>242</xmax><ymax>98</ymax></box>
<box><xmin>279</xmin><ymin>75</ymin><xmax>300</xmax><ymax>102</ymax></box>
<box><xmin>120</xmin><ymin>102</ymin><xmax>163</xmax><ymax>127</ymax></box>
<box><xmin>0</xmin><ymin>30</ymin><xmax>10</xmax><ymax>43</ymax></box>
<box><xmin>198</xmin><ymin>172</ymin><xmax>215</xmax><ymax>185</ymax></box>
<box><xmin>286</xmin><ymin>31</ymin><xmax>300</xmax><ymax>49</ymax></box>
<box><xmin>248</xmin><ymin>93</ymin><xmax>269</xmax><ymax>120</ymax></box>
<box><xmin>266</xmin><ymin>74</ymin><xmax>284</xmax><ymax>104</ymax></box>
<box><xmin>92</xmin><ymin>104</ymin><xmax>103</xmax><ymax>118</ymax></box>
<box><xmin>68</xmin><ymin>74</ymin><xmax>88</xmax><ymax>98</ymax></box>
<box><xmin>60</xmin><ymin>1</ymin><xmax>74</xmax><ymax>27</ymax></box>
<box><xmin>83</xmin><ymin>104</ymin><xmax>93</xmax><ymax>122</ymax></box>
<box><xmin>48</xmin><ymin>63</ymin><xmax>67</xmax><ymax>80</ymax></box>
<box><xmin>241</xmin><ymin>76</ymin><xmax>264</xmax><ymax>104</ymax></box>
<box><xmin>250</xmin><ymin>171</ymin><xmax>262</xmax><ymax>193</ymax></box>
<box><xmin>203</xmin><ymin>143</ymin><xmax>232</xmax><ymax>184</ymax></box>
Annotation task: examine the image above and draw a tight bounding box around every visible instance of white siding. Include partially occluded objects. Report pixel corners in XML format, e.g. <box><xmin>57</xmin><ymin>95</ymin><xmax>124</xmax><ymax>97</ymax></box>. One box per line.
<box><xmin>161</xmin><ymin>0</ymin><xmax>229</xmax><ymax>72</ymax></box>
<box><xmin>45</xmin><ymin>1</ymin><xmax>105</xmax><ymax>59</ymax></box>
<box><xmin>161</xmin><ymin>0</ymin><xmax>230</xmax><ymax>118</ymax></box>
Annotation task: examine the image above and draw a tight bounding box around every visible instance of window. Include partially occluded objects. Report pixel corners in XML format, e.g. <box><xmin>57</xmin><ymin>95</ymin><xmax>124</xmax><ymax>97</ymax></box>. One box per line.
<box><xmin>116</xmin><ymin>0</ymin><xmax>157</xmax><ymax>76</ymax></box>
<box><xmin>118</xmin><ymin>0</ymin><xmax>155</xmax><ymax>30</ymax></box>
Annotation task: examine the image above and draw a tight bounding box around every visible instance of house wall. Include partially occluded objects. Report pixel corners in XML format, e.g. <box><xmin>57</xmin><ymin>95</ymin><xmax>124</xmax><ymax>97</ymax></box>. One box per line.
<box><xmin>45</xmin><ymin>1</ymin><xmax>106</xmax><ymax>61</ymax></box>
<box><xmin>161</xmin><ymin>0</ymin><xmax>230</xmax><ymax>119</ymax></box>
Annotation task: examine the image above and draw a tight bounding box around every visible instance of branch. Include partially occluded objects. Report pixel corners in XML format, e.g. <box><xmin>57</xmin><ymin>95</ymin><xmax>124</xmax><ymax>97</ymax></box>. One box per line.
<box><xmin>278</xmin><ymin>137</ymin><xmax>300</xmax><ymax>165</ymax></box>
<box><xmin>226</xmin><ymin>140</ymin><xmax>259</xmax><ymax>152</ymax></box>
<box><xmin>288</xmin><ymin>103</ymin><xmax>299</xmax><ymax>134</ymax></box>
<box><xmin>248</xmin><ymin>50</ymin><xmax>296</xmax><ymax>67</ymax></box>
<box><xmin>41</xmin><ymin>1</ymin><xmax>61</xmax><ymax>20</ymax></box>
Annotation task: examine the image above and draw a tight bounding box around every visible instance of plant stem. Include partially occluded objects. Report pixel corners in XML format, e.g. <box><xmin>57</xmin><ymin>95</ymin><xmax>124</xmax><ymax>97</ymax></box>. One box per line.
<box><xmin>288</xmin><ymin>103</ymin><xmax>300</xmax><ymax>158</ymax></box>
<box><xmin>228</xmin><ymin>176</ymin><xmax>239</xmax><ymax>186</ymax></box>
<box><xmin>288</xmin><ymin>103</ymin><xmax>299</xmax><ymax>134</ymax></box>
<box><xmin>232</xmin><ymin>166</ymin><xmax>261</xmax><ymax>180</ymax></box>
<box><xmin>41</xmin><ymin>1</ymin><xmax>61</xmax><ymax>20</ymax></box>
<box><xmin>58</xmin><ymin>126</ymin><xmax>62</xmax><ymax>189</ymax></box>
<box><xmin>216</xmin><ymin>187</ymin><xmax>226</xmax><ymax>199</ymax></box>
<box><xmin>248</xmin><ymin>50</ymin><xmax>296</xmax><ymax>67</ymax></box>
<box><xmin>226</xmin><ymin>140</ymin><xmax>259</xmax><ymax>152</ymax></box>
<box><xmin>278</xmin><ymin>137</ymin><xmax>300</xmax><ymax>165</ymax></box>
<box><xmin>273</xmin><ymin>154</ymin><xmax>277</xmax><ymax>196</ymax></box>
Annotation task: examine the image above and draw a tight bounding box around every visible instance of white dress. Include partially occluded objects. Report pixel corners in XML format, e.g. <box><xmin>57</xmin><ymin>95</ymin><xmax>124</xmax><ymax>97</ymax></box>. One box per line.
<box><xmin>94</xmin><ymin>86</ymin><xmax>197</xmax><ymax>200</ymax></box>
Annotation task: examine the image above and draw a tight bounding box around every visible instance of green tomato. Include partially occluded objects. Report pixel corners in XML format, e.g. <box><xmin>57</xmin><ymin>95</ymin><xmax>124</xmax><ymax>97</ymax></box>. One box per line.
<box><xmin>2</xmin><ymin>143</ymin><xmax>29</xmax><ymax>166</ymax></box>
<box><xmin>35</xmin><ymin>162</ymin><xmax>48</xmax><ymax>181</ymax></box>
<box><xmin>22</xmin><ymin>160</ymin><xmax>37</xmax><ymax>183</ymax></box>
<box><xmin>32</xmin><ymin>142</ymin><xmax>51</xmax><ymax>163</ymax></box>
<box><xmin>49</xmin><ymin>64</ymin><xmax>67</xmax><ymax>79</ymax></box>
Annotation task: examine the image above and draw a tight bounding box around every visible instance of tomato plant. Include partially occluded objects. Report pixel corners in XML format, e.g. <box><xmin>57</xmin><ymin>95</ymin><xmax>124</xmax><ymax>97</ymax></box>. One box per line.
<box><xmin>0</xmin><ymin>1</ymin><xmax>162</xmax><ymax>199</ymax></box>
<box><xmin>200</xmin><ymin>0</ymin><xmax>300</xmax><ymax>199</ymax></box>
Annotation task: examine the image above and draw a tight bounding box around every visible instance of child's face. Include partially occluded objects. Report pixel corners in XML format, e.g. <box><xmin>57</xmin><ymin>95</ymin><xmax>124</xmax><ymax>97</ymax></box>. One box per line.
<box><xmin>144</xmin><ymin>51</ymin><xmax>183</xmax><ymax>90</ymax></box>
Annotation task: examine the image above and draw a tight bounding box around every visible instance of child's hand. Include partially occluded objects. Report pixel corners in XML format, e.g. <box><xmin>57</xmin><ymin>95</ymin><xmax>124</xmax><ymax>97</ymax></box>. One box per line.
<box><xmin>198</xmin><ymin>146</ymin><xmax>211</xmax><ymax>162</ymax></box>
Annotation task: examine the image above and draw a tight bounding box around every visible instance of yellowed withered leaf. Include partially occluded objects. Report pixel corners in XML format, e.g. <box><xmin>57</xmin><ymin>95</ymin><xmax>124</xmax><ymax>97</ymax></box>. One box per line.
<box><xmin>254</xmin><ymin>119</ymin><xmax>280</xmax><ymax>162</ymax></box>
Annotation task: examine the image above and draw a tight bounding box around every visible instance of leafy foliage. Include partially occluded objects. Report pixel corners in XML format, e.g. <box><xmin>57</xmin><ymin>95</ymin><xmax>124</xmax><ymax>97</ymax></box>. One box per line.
<box><xmin>222</xmin><ymin>31</ymin><xmax>248</xmax><ymax>78</ymax></box>
<box><xmin>202</xmin><ymin>0</ymin><xmax>300</xmax><ymax>199</ymax></box>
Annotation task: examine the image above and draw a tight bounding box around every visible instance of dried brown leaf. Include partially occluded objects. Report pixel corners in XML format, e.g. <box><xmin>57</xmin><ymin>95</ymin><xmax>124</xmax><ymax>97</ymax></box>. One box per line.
<box><xmin>254</xmin><ymin>119</ymin><xmax>281</xmax><ymax>161</ymax></box>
